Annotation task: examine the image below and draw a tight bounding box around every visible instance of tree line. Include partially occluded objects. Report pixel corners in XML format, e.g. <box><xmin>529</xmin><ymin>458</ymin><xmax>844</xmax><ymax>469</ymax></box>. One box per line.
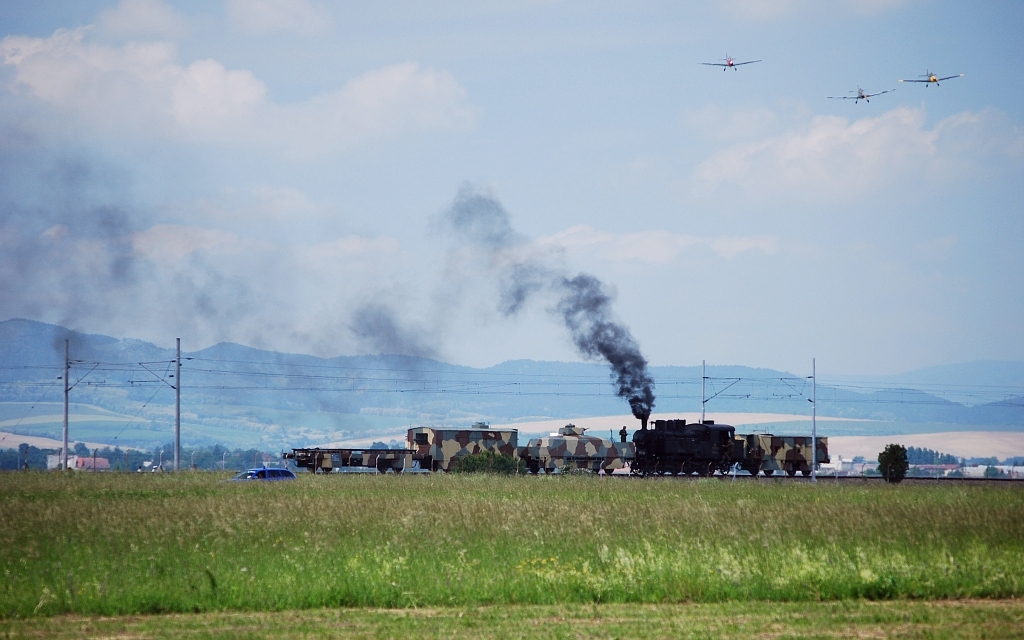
<box><xmin>0</xmin><ymin>443</ymin><xmax>286</xmax><ymax>471</ymax></box>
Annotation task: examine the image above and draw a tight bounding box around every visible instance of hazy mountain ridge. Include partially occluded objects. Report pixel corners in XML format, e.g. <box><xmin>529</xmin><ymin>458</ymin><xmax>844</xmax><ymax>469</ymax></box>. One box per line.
<box><xmin>1</xmin><ymin>319</ymin><xmax>1021</xmax><ymax>450</ymax></box>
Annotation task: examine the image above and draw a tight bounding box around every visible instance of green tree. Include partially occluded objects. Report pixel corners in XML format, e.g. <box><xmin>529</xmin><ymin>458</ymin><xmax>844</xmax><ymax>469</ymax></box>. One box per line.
<box><xmin>878</xmin><ymin>444</ymin><xmax>909</xmax><ymax>484</ymax></box>
<box><xmin>450</xmin><ymin>451</ymin><xmax>525</xmax><ymax>475</ymax></box>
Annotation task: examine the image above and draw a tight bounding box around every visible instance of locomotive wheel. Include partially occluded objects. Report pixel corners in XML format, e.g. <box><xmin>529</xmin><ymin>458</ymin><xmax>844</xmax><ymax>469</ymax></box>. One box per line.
<box><xmin>747</xmin><ymin>468</ymin><xmax>759</xmax><ymax>477</ymax></box>
<box><xmin>763</xmin><ymin>469</ymin><xmax>774</xmax><ymax>477</ymax></box>
<box><xmin>801</xmin><ymin>469</ymin><xmax>811</xmax><ymax>477</ymax></box>
<box><xmin>786</xmin><ymin>468</ymin><xmax>797</xmax><ymax>477</ymax></box>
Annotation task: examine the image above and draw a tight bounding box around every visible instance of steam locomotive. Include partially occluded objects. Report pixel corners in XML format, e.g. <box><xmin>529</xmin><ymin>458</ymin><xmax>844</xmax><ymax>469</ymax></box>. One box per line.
<box><xmin>631</xmin><ymin>418</ymin><xmax>828</xmax><ymax>477</ymax></box>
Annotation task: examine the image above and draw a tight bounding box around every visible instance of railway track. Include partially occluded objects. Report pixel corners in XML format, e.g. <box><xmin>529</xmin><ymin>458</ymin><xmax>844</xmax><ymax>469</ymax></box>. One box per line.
<box><xmin>616</xmin><ymin>472</ymin><xmax>1024</xmax><ymax>485</ymax></box>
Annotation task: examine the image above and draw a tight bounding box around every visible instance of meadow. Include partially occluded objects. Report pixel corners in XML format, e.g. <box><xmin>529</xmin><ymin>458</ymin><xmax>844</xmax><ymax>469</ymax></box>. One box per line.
<box><xmin>1</xmin><ymin>472</ymin><xmax>1022</xmax><ymax>622</ymax></box>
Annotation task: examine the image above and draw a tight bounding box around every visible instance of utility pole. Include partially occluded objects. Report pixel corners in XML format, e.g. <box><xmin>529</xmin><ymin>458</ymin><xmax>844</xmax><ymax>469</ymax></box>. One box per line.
<box><xmin>174</xmin><ymin>338</ymin><xmax>181</xmax><ymax>472</ymax></box>
<box><xmin>62</xmin><ymin>339</ymin><xmax>69</xmax><ymax>471</ymax></box>
<box><xmin>811</xmin><ymin>358</ymin><xmax>817</xmax><ymax>483</ymax></box>
<box><xmin>701</xmin><ymin>360</ymin><xmax>706</xmax><ymax>423</ymax></box>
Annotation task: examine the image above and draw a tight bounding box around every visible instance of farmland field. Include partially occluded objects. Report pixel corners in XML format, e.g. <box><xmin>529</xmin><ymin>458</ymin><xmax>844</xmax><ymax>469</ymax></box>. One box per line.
<box><xmin>1</xmin><ymin>472</ymin><xmax>1022</xmax><ymax>633</ymax></box>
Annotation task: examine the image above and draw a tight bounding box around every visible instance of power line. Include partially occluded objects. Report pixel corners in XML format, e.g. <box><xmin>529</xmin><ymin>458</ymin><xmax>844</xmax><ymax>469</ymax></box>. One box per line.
<box><xmin>111</xmin><ymin>360</ymin><xmax>173</xmax><ymax>445</ymax></box>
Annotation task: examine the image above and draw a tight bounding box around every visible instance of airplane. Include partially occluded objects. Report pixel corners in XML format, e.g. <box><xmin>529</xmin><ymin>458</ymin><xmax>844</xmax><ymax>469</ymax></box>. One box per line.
<box><xmin>701</xmin><ymin>54</ymin><xmax>761</xmax><ymax>71</ymax></box>
<box><xmin>827</xmin><ymin>86</ymin><xmax>894</xmax><ymax>104</ymax></box>
<box><xmin>899</xmin><ymin>70</ymin><xmax>963</xmax><ymax>87</ymax></box>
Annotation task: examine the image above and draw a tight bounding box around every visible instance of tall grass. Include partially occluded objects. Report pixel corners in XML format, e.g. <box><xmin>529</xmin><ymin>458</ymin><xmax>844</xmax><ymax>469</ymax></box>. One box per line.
<box><xmin>1</xmin><ymin>472</ymin><xmax>1022</xmax><ymax>617</ymax></box>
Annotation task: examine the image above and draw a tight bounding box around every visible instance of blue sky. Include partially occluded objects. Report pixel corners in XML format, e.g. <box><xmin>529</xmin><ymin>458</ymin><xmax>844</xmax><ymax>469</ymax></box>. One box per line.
<box><xmin>0</xmin><ymin>0</ymin><xmax>1021</xmax><ymax>375</ymax></box>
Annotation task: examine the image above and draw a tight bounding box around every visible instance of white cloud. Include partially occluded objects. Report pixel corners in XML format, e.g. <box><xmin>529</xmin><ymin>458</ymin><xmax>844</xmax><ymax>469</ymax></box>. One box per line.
<box><xmin>691</xmin><ymin>107</ymin><xmax>1023</xmax><ymax>202</ymax></box>
<box><xmin>171</xmin><ymin>58</ymin><xmax>267</xmax><ymax>128</ymax></box>
<box><xmin>0</xmin><ymin>28</ymin><xmax>474</xmax><ymax>155</ymax></box>
<box><xmin>97</xmin><ymin>0</ymin><xmax>188</xmax><ymax>38</ymax></box>
<box><xmin>306</xmin><ymin>235</ymin><xmax>400</xmax><ymax>262</ymax></box>
<box><xmin>540</xmin><ymin>225</ymin><xmax>778</xmax><ymax>262</ymax></box>
<box><xmin>721</xmin><ymin>0</ymin><xmax>917</xmax><ymax>20</ymax></box>
<box><xmin>250</xmin><ymin>186</ymin><xmax>322</xmax><ymax>219</ymax></box>
<box><xmin>681</xmin><ymin>105</ymin><xmax>782</xmax><ymax>143</ymax></box>
<box><xmin>226</xmin><ymin>0</ymin><xmax>333</xmax><ymax>37</ymax></box>
<box><xmin>277</xmin><ymin>62</ymin><xmax>476</xmax><ymax>158</ymax></box>
<box><xmin>132</xmin><ymin>225</ymin><xmax>270</xmax><ymax>264</ymax></box>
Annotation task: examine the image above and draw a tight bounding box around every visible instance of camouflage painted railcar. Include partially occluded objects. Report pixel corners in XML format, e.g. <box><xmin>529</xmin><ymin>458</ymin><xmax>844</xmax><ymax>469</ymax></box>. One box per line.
<box><xmin>518</xmin><ymin>424</ymin><xmax>633</xmax><ymax>474</ymax></box>
<box><xmin>408</xmin><ymin>423</ymin><xmax>518</xmax><ymax>472</ymax></box>
<box><xmin>744</xmin><ymin>434</ymin><xmax>829</xmax><ymax>477</ymax></box>
<box><xmin>283</xmin><ymin>448</ymin><xmax>413</xmax><ymax>473</ymax></box>
<box><xmin>631</xmin><ymin>419</ymin><xmax>740</xmax><ymax>476</ymax></box>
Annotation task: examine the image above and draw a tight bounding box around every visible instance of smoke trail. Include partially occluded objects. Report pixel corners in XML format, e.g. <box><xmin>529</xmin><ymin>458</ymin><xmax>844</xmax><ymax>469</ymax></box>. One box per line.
<box><xmin>443</xmin><ymin>186</ymin><xmax>520</xmax><ymax>247</ymax></box>
<box><xmin>350</xmin><ymin>303</ymin><xmax>438</xmax><ymax>358</ymax></box>
<box><xmin>440</xmin><ymin>185</ymin><xmax>655</xmax><ymax>419</ymax></box>
<box><xmin>0</xmin><ymin>142</ymin><xmax>271</xmax><ymax>350</ymax></box>
<box><xmin>556</xmin><ymin>274</ymin><xmax>655</xmax><ymax>422</ymax></box>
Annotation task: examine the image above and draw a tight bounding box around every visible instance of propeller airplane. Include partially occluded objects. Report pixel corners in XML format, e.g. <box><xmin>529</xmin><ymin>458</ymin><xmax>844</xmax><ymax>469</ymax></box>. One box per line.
<box><xmin>899</xmin><ymin>70</ymin><xmax>963</xmax><ymax>86</ymax></box>
<box><xmin>701</xmin><ymin>54</ymin><xmax>761</xmax><ymax>71</ymax></box>
<box><xmin>827</xmin><ymin>86</ymin><xmax>894</xmax><ymax>104</ymax></box>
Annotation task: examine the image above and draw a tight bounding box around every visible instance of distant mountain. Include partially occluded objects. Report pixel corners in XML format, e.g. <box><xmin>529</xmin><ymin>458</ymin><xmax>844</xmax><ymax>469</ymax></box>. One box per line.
<box><xmin>1</xmin><ymin>319</ymin><xmax>1021</xmax><ymax>450</ymax></box>
<box><xmin>830</xmin><ymin>361</ymin><xmax>1024</xmax><ymax>406</ymax></box>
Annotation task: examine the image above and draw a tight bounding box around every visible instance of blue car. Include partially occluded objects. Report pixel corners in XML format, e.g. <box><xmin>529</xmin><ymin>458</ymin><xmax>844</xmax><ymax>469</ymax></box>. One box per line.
<box><xmin>232</xmin><ymin>467</ymin><xmax>297</xmax><ymax>481</ymax></box>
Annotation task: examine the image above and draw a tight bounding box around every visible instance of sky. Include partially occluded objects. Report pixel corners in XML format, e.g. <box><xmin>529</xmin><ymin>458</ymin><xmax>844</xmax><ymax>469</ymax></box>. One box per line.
<box><xmin>0</xmin><ymin>0</ymin><xmax>1021</xmax><ymax>376</ymax></box>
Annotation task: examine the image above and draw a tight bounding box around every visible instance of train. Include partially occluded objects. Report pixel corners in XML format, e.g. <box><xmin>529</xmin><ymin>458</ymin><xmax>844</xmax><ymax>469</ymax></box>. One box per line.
<box><xmin>283</xmin><ymin>419</ymin><xmax>828</xmax><ymax>477</ymax></box>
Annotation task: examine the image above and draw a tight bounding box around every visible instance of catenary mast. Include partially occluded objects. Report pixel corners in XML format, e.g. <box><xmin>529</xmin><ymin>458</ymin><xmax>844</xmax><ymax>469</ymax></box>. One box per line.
<box><xmin>174</xmin><ymin>338</ymin><xmax>181</xmax><ymax>472</ymax></box>
<box><xmin>61</xmin><ymin>339</ymin><xmax>69</xmax><ymax>471</ymax></box>
<box><xmin>811</xmin><ymin>358</ymin><xmax>817</xmax><ymax>483</ymax></box>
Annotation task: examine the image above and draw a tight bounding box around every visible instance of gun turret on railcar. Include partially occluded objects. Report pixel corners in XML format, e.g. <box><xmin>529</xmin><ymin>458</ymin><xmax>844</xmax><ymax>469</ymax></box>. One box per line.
<box><xmin>519</xmin><ymin>423</ymin><xmax>633</xmax><ymax>474</ymax></box>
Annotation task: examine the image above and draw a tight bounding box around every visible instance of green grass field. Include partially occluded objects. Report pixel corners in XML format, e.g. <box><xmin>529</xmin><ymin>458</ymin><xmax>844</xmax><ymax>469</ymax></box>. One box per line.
<box><xmin>1</xmin><ymin>472</ymin><xmax>1022</xmax><ymax>630</ymax></box>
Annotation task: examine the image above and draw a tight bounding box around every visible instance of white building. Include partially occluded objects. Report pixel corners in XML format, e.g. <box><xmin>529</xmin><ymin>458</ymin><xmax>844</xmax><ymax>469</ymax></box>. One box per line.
<box><xmin>46</xmin><ymin>454</ymin><xmax>77</xmax><ymax>470</ymax></box>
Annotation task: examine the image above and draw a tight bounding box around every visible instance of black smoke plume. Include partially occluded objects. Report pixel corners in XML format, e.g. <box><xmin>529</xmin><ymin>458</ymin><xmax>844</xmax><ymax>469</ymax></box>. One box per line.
<box><xmin>440</xmin><ymin>185</ymin><xmax>655</xmax><ymax>420</ymax></box>
<box><xmin>350</xmin><ymin>303</ymin><xmax>437</xmax><ymax>358</ymax></box>
<box><xmin>556</xmin><ymin>274</ymin><xmax>655</xmax><ymax>423</ymax></box>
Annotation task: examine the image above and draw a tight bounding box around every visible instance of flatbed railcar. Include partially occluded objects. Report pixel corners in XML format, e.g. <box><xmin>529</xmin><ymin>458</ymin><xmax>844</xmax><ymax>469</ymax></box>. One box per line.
<box><xmin>285</xmin><ymin>423</ymin><xmax>520</xmax><ymax>473</ymax></box>
<box><xmin>283</xmin><ymin>447</ymin><xmax>415</xmax><ymax>473</ymax></box>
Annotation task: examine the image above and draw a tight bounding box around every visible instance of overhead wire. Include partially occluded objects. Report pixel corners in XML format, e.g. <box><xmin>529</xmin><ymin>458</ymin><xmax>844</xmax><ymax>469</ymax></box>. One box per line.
<box><xmin>0</xmin><ymin>357</ymin><xmax>1021</xmax><ymax>405</ymax></box>
<box><xmin>0</xmin><ymin>376</ymin><xmax>60</xmax><ymax>448</ymax></box>
<box><xmin>111</xmin><ymin>359</ymin><xmax>174</xmax><ymax>445</ymax></box>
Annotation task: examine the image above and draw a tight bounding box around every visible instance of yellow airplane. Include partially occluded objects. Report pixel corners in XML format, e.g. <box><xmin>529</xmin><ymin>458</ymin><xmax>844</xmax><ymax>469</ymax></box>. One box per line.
<box><xmin>899</xmin><ymin>70</ymin><xmax>963</xmax><ymax>87</ymax></box>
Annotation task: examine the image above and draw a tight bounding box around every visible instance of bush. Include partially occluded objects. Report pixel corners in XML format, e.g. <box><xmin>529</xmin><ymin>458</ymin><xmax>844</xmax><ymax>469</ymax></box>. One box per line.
<box><xmin>449</xmin><ymin>451</ymin><xmax>525</xmax><ymax>475</ymax></box>
<box><xmin>878</xmin><ymin>444</ymin><xmax>909</xmax><ymax>484</ymax></box>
